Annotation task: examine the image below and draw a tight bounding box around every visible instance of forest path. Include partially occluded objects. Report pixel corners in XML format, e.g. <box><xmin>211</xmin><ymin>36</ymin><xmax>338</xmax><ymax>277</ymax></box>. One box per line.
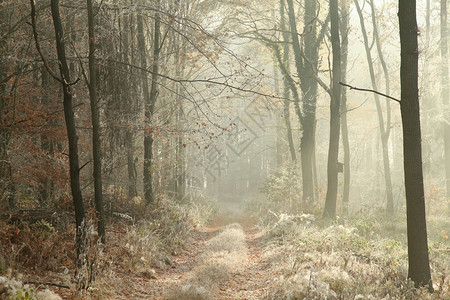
<box><xmin>142</xmin><ymin>199</ymin><xmax>272</xmax><ymax>299</ymax></box>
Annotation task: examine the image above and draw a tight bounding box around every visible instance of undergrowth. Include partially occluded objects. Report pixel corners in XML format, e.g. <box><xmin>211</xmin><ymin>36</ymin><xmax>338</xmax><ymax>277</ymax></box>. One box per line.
<box><xmin>248</xmin><ymin>169</ymin><xmax>450</xmax><ymax>300</ymax></box>
<box><xmin>0</xmin><ymin>193</ymin><xmax>215</xmax><ymax>298</ymax></box>
<box><xmin>120</xmin><ymin>195</ymin><xmax>215</xmax><ymax>271</ymax></box>
<box><xmin>90</xmin><ymin>194</ymin><xmax>216</xmax><ymax>297</ymax></box>
<box><xmin>257</xmin><ymin>212</ymin><xmax>449</xmax><ymax>299</ymax></box>
<box><xmin>249</xmin><ymin>167</ymin><xmax>322</xmax><ymax>225</ymax></box>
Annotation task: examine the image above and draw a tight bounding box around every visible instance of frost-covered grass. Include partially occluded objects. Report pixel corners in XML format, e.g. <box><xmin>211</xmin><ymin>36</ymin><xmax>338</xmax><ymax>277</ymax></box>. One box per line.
<box><xmin>0</xmin><ymin>275</ymin><xmax>62</xmax><ymax>299</ymax></box>
<box><xmin>259</xmin><ymin>212</ymin><xmax>449</xmax><ymax>299</ymax></box>
<box><xmin>88</xmin><ymin>194</ymin><xmax>216</xmax><ymax>299</ymax></box>
<box><xmin>248</xmin><ymin>168</ymin><xmax>449</xmax><ymax>299</ymax></box>
<box><xmin>108</xmin><ymin>195</ymin><xmax>216</xmax><ymax>273</ymax></box>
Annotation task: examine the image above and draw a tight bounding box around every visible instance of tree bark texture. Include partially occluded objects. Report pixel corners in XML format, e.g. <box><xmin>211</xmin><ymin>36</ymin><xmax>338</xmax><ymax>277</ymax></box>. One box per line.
<box><xmin>323</xmin><ymin>0</ymin><xmax>341</xmax><ymax>219</ymax></box>
<box><xmin>299</xmin><ymin>0</ymin><xmax>319</xmax><ymax>203</ymax></box>
<box><xmin>49</xmin><ymin>0</ymin><xmax>86</xmax><ymax>261</ymax></box>
<box><xmin>340</xmin><ymin>0</ymin><xmax>350</xmax><ymax>213</ymax></box>
<box><xmin>137</xmin><ymin>6</ymin><xmax>159</xmax><ymax>205</ymax></box>
<box><xmin>0</xmin><ymin>5</ymin><xmax>14</xmax><ymax>208</ymax></box>
<box><xmin>286</xmin><ymin>0</ymin><xmax>319</xmax><ymax>202</ymax></box>
<box><xmin>87</xmin><ymin>0</ymin><xmax>105</xmax><ymax>242</ymax></box>
<box><xmin>174</xmin><ymin>3</ymin><xmax>186</xmax><ymax>201</ymax></box>
<box><xmin>145</xmin><ymin>2</ymin><xmax>161</xmax><ymax>204</ymax></box>
<box><xmin>122</xmin><ymin>7</ymin><xmax>138</xmax><ymax>199</ymax></box>
<box><xmin>398</xmin><ymin>0</ymin><xmax>433</xmax><ymax>289</ymax></box>
<box><xmin>280</xmin><ymin>0</ymin><xmax>298</xmax><ymax>163</ymax></box>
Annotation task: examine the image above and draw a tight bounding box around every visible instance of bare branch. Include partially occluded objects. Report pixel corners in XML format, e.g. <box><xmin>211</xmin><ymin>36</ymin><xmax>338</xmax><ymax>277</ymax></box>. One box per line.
<box><xmin>341</xmin><ymin>98</ymin><xmax>370</xmax><ymax>114</ymax></box>
<box><xmin>28</xmin><ymin>0</ymin><xmax>63</xmax><ymax>84</ymax></box>
<box><xmin>79</xmin><ymin>160</ymin><xmax>92</xmax><ymax>171</ymax></box>
<box><xmin>339</xmin><ymin>82</ymin><xmax>400</xmax><ymax>103</ymax></box>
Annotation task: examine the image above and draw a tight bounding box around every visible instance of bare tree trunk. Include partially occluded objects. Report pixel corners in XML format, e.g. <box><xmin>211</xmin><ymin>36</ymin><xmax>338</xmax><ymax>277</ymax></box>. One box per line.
<box><xmin>299</xmin><ymin>0</ymin><xmax>319</xmax><ymax>203</ymax></box>
<box><xmin>0</xmin><ymin>4</ymin><xmax>14</xmax><ymax>208</ymax></box>
<box><xmin>273</xmin><ymin>57</ymin><xmax>283</xmax><ymax>167</ymax></box>
<box><xmin>312</xmin><ymin>121</ymin><xmax>319</xmax><ymax>201</ymax></box>
<box><xmin>271</xmin><ymin>43</ymin><xmax>300</xmax><ymax>163</ymax></box>
<box><xmin>340</xmin><ymin>0</ymin><xmax>350</xmax><ymax>214</ymax></box>
<box><xmin>286</xmin><ymin>0</ymin><xmax>317</xmax><ymax>202</ymax></box>
<box><xmin>87</xmin><ymin>0</ymin><xmax>105</xmax><ymax>242</ymax></box>
<box><xmin>137</xmin><ymin>14</ymin><xmax>150</xmax><ymax>203</ymax></box>
<box><xmin>369</xmin><ymin>0</ymin><xmax>394</xmax><ymax>213</ymax></box>
<box><xmin>144</xmin><ymin>1</ymin><xmax>161</xmax><ymax>204</ymax></box>
<box><xmin>31</xmin><ymin>0</ymin><xmax>86</xmax><ymax>264</ymax></box>
<box><xmin>51</xmin><ymin>0</ymin><xmax>85</xmax><ymax>248</ymax></box>
<box><xmin>174</xmin><ymin>2</ymin><xmax>186</xmax><ymax>201</ymax></box>
<box><xmin>175</xmin><ymin>106</ymin><xmax>186</xmax><ymax>200</ymax></box>
<box><xmin>122</xmin><ymin>6</ymin><xmax>138</xmax><ymax>199</ymax></box>
<box><xmin>323</xmin><ymin>0</ymin><xmax>341</xmax><ymax>219</ymax></box>
<box><xmin>398</xmin><ymin>0</ymin><xmax>433</xmax><ymax>289</ymax></box>
<box><xmin>280</xmin><ymin>0</ymin><xmax>297</xmax><ymax>163</ymax></box>
<box><xmin>354</xmin><ymin>0</ymin><xmax>394</xmax><ymax>214</ymax></box>
<box><xmin>137</xmin><ymin>4</ymin><xmax>160</xmax><ymax>205</ymax></box>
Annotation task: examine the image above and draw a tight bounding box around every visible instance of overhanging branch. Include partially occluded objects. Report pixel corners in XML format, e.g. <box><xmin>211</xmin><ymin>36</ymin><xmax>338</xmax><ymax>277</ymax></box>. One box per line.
<box><xmin>339</xmin><ymin>82</ymin><xmax>400</xmax><ymax>103</ymax></box>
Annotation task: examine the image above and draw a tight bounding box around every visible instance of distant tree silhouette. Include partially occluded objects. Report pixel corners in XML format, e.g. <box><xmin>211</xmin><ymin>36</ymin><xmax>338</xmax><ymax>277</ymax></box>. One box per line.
<box><xmin>323</xmin><ymin>0</ymin><xmax>341</xmax><ymax>219</ymax></box>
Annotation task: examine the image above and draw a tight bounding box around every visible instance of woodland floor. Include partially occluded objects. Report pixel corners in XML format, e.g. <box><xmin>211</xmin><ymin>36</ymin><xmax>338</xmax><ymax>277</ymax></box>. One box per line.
<box><xmin>10</xmin><ymin>198</ymin><xmax>448</xmax><ymax>299</ymax></box>
<box><xmin>101</xmin><ymin>200</ymin><xmax>271</xmax><ymax>299</ymax></box>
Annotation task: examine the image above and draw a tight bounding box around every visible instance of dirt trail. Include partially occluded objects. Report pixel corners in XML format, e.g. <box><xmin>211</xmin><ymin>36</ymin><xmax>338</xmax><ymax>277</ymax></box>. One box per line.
<box><xmin>131</xmin><ymin>199</ymin><xmax>272</xmax><ymax>300</ymax></box>
<box><xmin>212</xmin><ymin>226</ymin><xmax>270</xmax><ymax>299</ymax></box>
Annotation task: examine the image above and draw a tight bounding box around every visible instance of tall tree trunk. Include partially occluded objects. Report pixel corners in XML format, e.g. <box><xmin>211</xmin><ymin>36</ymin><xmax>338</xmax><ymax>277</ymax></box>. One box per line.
<box><xmin>300</xmin><ymin>0</ymin><xmax>319</xmax><ymax>203</ymax></box>
<box><xmin>270</xmin><ymin>42</ymin><xmax>300</xmax><ymax>163</ymax></box>
<box><xmin>87</xmin><ymin>0</ymin><xmax>105</xmax><ymax>242</ymax></box>
<box><xmin>441</xmin><ymin>0</ymin><xmax>450</xmax><ymax>212</ymax></box>
<box><xmin>340</xmin><ymin>0</ymin><xmax>350</xmax><ymax>214</ymax></box>
<box><xmin>398</xmin><ymin>0</ymin><xmax>433</xmax><ymax>289</ymax></box>
<box><xmin>286</xmin><ymin>0</ymin><xmax>318</xmax><ymax>202</ymax></box>
<box><xmin>274</xmin><ymin>57</ymin><xmax>283</xmax><ymax>167</ymax></box>
<box><xmin>312</xmin><ymin>121</ymin><xmax>319</xmax><ymax>201</ymax></box>
<box><xmin>144</xmin><ymin>1</ymin><xmax>161</xmax><ymax>204</ymax></box>
<box><xmin>0</xmin><ymin>4</ymin><xmax>14</xmax><ymax>208</ymax></box>
<box><xmin>175</xmin><ymin>103</ymin><xmax>186</xmax><ymax>200</ymax></box>
<box><xmin>174</xmin><ymin>3</ymin><xmax>186</xmax><ymax>201</ymax></box>
<box><xmin>354</xmin><ymin>0</ymin><xmax>394</xmax><ymax>214</ymax></box>
<box><xmin>280</xmin><ymin>0</ymin><xmax>297</xmax><ymax>163</ymax></box>
<box><xmin>39</xmin><ymin>0</ymin><xmax>86</xmax><ymax>264</ymax></box>
<box><xmin>323</xmin><ymin>0</ymin><xmax>341</xmax><ymax>219</ymax></box>
<box><xmin>369</xmin><ymin>0</ymin><xmax>394</xmax><ymax>213</ymax></box>
<box><xmin>136</xmin><ymin>8</ymin><xmax>155</xmax><ymax>205</ymax></box>
<box><xmin>122</xmin><ymin>6</ymin><xmax>137</xmax><ymax>200</ymax></box>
